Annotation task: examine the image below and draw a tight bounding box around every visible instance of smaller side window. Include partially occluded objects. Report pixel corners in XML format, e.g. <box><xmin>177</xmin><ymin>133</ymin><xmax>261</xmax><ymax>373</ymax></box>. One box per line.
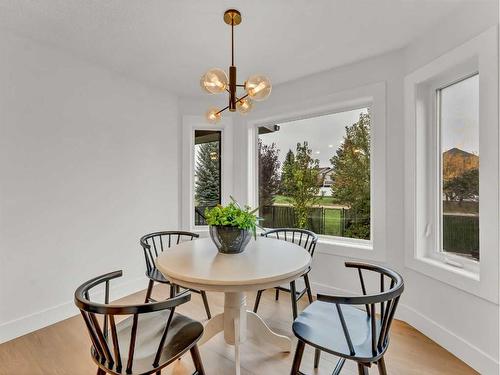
<box><xmin>437</xmin><ymin>74</ymin><xmax>479</xmax><ymax>261</ymax></box>
<box><xmin>193</xmin><ymin>130</ymin><xmax>221</xmax><ymax>226</ymax></box>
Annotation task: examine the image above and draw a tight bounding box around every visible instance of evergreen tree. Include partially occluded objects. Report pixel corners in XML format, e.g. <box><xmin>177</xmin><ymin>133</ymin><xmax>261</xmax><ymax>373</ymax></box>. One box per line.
<box><xmin>280</xmin><ymin>149</ymin><xmax>295</xmax><ymax>195</ymax></box>
<box><xmin>195</xmin><ymin>141</ymin><xmax>220</xmax><ymax>207</ymax></box>
<box><xmin>281</xmin><ymin>142</ymin><xmax>320</xmax><ymax>228</ymax></box>
<box><xmin>258</xmin><ymin>140</ymin><xmax>281</xmax><ymax>207</ymax></box>
<box><xmin>330</xmin><ymin>112</ymin><xmax>370</xmax><ymax>239</ymax></box>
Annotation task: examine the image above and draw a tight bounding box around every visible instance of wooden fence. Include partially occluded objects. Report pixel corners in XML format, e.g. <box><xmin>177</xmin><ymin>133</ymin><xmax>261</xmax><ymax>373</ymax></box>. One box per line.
<box><xmin>260</xmin><ymin>205</ymin><xmax>332</xmax><ymax>236</ymax></box>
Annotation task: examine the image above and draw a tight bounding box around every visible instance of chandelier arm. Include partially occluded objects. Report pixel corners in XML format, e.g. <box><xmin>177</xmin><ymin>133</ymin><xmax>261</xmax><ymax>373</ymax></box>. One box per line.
<box><xmin>216</xmin><ymin>105</ymin><xmax>230</xmax><ymax>115</ymax></box>
<box><xmin>235</xmin><ymin>93</ymin><xmax>249</xmax><ymax>103</ymax></box>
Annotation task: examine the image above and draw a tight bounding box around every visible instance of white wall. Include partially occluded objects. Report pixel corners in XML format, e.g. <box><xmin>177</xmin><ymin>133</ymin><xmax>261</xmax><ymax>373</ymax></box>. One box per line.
<box><xmin>179</xmin><ymin>2</ymin><xmax>499</xmax><ymax>374</ymax></box>
<box><xmin>0</xmin><ymin>32</ymin><xmax>180</xmax><ymax>342</ymax></box>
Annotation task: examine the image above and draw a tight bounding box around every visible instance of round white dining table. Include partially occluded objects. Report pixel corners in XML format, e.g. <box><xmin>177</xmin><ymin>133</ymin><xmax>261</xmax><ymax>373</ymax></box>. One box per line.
<box><xmin>155</xmin><ymin>236</ymin><xmax>311</xmax><ymax>375</ymax></box>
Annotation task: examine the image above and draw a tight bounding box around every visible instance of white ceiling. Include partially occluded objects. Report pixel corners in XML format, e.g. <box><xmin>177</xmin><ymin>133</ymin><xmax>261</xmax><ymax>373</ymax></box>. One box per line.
<box><xmin>0</xmin><ymin>0</ymin><xmax>484</xmax><ymax>96</ymax></box>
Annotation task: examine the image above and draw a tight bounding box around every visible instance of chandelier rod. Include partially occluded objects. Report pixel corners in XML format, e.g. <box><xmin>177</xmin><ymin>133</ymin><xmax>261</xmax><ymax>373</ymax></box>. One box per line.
<box><xmin>231</xmin><ymin>23</ymin><xmax>234</xmax><ymax>66</ymax></box>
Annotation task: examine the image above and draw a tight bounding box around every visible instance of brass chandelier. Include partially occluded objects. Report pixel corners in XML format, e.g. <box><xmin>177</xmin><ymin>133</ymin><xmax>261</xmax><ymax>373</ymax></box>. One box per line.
<box><xmin>200</xmin><ymin>9</ymin><xmax>272</xmax><ymax>123</ymax></box>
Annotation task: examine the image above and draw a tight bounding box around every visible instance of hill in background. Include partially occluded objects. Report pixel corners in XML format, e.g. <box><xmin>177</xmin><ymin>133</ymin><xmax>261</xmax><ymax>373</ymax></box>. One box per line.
<box><xmin>443</xmin><ymin>148</ymin><xmax>479</xmax><ymax>180</ymax></box>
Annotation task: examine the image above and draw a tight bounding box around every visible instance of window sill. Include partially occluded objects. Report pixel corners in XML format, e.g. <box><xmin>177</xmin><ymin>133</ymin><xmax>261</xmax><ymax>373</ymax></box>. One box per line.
<box><xmin>192</xmin><ymin>227</ymin><xmax>209</xmax><ymax>237</ymax></box>
<box><xmin>317</xmin><ymin>235</ymin><xmax>372</xmax><ymax>249</ymax></box>
<box><xmin>405</xmin><ymin>253</ymin><xmax>499</xmax><ymax>303</ymax></box>
<box><xmin>316</xmin><ymin>236</ymin><xmax>385</xmax><ymax>261</ymax></box>
<box><xmin>409</xmin><ymin>255</ymin><xmax>479</xmax><ymax>281</ymax></box>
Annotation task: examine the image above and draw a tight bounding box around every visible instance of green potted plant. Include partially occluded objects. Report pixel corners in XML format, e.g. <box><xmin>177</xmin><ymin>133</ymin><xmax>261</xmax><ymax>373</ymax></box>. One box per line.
<box><xmin>205</xmin><ymin>197</ymin><xmax>261</xmax><ymax>254</ymax></box>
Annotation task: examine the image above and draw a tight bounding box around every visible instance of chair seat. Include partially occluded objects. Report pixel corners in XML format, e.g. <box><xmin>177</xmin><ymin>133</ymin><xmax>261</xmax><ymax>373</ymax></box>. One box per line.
<box><xmin>146</xmin><ymin>268</ymin><xmax>169</xmax><ymax>284</ymax></box>
<box><xmin>94</xmin><ymin>310</ymin><xmax>204</xmax><ymax>374</ymax></box>
<box><xmin>292</xmin><ymin>301</ymin><xmax>382</xmax><ymax>362</ymax></box>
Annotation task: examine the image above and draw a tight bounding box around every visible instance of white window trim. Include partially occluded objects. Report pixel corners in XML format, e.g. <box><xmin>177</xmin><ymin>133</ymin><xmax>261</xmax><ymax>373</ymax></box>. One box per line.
<box><xmin>246</xmin><ymin>82</ymin><xmax>387</xmax><ymax>261</ymax></box>
<box><xmin>181</xmin><ymin>115</ymin><xmax>233</xmax><ymax>233</ymax></box>
<box><xmin>404</xmin><ymin>26</ymin><xmax>499</xmax><ymax>303</ymax></box>
<box><xmin>435</xmin><ymin>72</ymin><xmax>480</xmax><ymax>274</ymax></box>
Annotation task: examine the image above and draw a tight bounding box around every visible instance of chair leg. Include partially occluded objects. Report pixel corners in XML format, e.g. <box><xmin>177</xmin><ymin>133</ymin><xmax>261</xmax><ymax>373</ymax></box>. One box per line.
<box><xmin>332</xmin><ymin>358</ymin><xmax>346</xmax><ymax>375</ymax></box>
<box><xmin>144</xmin><ymin>279</ymin><xmax>154</xmax><ymax>303</ymax></box>
<box><xmin>170</xmin><ymin>283</ymin><xmax>176</xmax><ymax>298</ymax></box>
<box><xmin>303</xmin><ymin>273</ymin><xmax>313</xmax><ymax>303</ymax></box>
<box><xmin>290</xmin><ymin>281</ymin><xmax>298</xmax><ymax>320</ymax></box>
<box><xmin>253</xmin><ymin>290</ymin><xmax>263</xmax><ymax>313</ymax></box>
<box><xmin>313</xmin><ymin>348</ymin><xmax>321</xmax><ymax>368</ymax></box>
<box><xmin>275</xmin><ymin>288</ymin><xmax>280</xmax><ymax>301</ymax></box>
<box><xmin>377</xmin><ymin>356</ymin><xmax>388</xmax><ymax>375</ymax></box>
<box><xmin>357</xmin><ymin>363</ymin><xmax>369</xmax><ymax>375</ymax></box>
<box><xmin>190</xmin><ymin>345</ymin><xmax>206</xmax><ymax>375</ymax></box>
<box><xmin>200</xmin><ymin>291</ymin><xmax>211</xmax><ymax>319</ymax></box>
<box><xmin>290</xmin><ymin>340</ymin><xmax>305</xmax><ymax>375</ymax></box>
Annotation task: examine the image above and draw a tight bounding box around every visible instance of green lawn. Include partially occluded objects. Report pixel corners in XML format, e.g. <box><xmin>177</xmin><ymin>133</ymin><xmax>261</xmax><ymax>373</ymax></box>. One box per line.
<box><xmin>269</xmin><ymin>195</ymin><xmax>344</xmax><ymax>236</ymax></box>
<box><xmin>324</xmin><ymin>208</ymin><xmax>343</xmax><ymax>236</ymax></box>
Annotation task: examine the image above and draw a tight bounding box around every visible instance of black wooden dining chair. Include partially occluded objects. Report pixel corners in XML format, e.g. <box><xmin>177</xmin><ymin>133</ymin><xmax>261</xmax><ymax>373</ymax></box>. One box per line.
<box><xmin>290</xmin><ymin>262</ymin><xmax>404</xmax><ymax>375</ymax></box>
<box><xmin>140</xmin><ymin>231</ymin><xmax>212</xmax><ymax>319</ymax></box>
<box><xmin>253</xmin><ymin>228</ymin><xmax>318</xmax><ymax>320</ymax></box>
<box><xmin>74</xmin><ymin>270</ymin><xmax>206</xmax><ymax>375</ymax></box>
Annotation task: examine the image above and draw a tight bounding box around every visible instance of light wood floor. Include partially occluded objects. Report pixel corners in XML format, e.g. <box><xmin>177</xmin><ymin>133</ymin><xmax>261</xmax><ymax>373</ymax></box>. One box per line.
<box><xmin>0</xmin><ymin>285</ymin><xmax>478</xmax><ymax>375</ymax></box>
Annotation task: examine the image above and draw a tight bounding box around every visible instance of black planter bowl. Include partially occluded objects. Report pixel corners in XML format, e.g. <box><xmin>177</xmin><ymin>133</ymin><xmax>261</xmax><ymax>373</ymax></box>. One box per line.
<box><xmin>209</xmin><ymin>225</ymin><xmax>252</xmax><ymax>254</ymax></box>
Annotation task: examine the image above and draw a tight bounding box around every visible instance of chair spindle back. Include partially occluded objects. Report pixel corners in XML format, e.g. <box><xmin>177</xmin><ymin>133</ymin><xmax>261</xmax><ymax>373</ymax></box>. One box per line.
<box><xmin>318</xmin><ymin>262</ymin><xmax>404</xmax><ymax>358</ymax></box>
<box><xmin>261</xmin><ymin>228</ymin><xmax>318</xmax><ymax>257</ymax></box>
<box><xmin>140</xmin><ymin>231</ymin><xmax>199</xmax><ymax>273</ymax></box>
<box><xmin>74</xmin><ymin>270</ymin><xmax>191</xmax><ymax>374</ymax></box>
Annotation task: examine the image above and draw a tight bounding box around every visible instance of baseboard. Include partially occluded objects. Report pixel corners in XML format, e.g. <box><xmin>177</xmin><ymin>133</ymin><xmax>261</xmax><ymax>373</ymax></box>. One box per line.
<box><xmin>397</xmin><ymin>303</ymin><xmax>499</xmax><ymax>375</ymax></box>
<box><xmin>0</xmin><ymin>276</ymin><xmax>146</xmax><ymax>344</ymax></box>
<box><xmin>311</xmin><ymin>281</ymin><xmax>499</xmax><ymax>375</ymax></box>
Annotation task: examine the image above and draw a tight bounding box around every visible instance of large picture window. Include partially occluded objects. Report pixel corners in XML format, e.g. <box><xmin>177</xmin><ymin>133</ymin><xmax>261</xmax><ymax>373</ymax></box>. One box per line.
<box><xmin>438</xmin><ymin>74</ymin><xmax>479</xmax><ymax>260</ymax></box>
<box><xmin>257</xmin><ymin>108</ymin><xmax>371</xmax><ymax>240</ymax></box>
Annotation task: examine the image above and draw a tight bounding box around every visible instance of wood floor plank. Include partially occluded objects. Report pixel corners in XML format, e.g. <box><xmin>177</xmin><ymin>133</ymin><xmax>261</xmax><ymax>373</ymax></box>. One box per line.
<box><xmin>0</xmin><ymin>285</ymin><xmax>478</xmax><ymax>375</ymax></box>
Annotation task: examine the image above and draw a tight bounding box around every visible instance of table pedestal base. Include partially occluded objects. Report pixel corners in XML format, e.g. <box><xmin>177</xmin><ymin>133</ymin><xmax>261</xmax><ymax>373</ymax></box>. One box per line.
<box><xmin>198</xmin><ymin>292</ymin><xmax>291</xmax><ymax>375</ymax></box>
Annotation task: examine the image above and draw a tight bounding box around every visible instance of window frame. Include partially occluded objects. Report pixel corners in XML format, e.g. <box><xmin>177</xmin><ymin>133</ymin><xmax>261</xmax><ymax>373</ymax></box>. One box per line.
<box><xmin>404</xmin><ymin>27</ymin><xmax>498</xmax><ymax>302</ymax></box>
<box><xmin>181</xmin><ymin>115</ymin><xmax>233</xmax><ymax>232</ymax></box>
<box><xmin>256</xmin><ymin>107</ymin><xmax>373</xmax><ymax>242</ymax></box>
<box><xmin>192</xmin><ymin>129</ymin><xmax>223</xmax><ymax>226</ymax></box>
<box><xmin>247</xmin><ymin>82</ymin><xmax>387</xmax><ymax>261</ymax></box>
<box><xmin>436</xmin><ymin>73</ymin><xmax>480</xmax><ymax>270</ymax></box>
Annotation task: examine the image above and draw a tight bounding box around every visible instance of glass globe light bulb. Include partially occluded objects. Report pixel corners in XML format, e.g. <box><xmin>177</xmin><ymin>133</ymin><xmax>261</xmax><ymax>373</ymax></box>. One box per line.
<box><xmin>244</xmin><ymin>75</ymin><xmax>272</xmax><ymax>101</ymax></box>
<box><xmin>200</xmin><ymin>68</ymin><xmax>228</xmax><ymax>94</ymax></box>
<box><xmin>236</xmin><ymin>97</ymin><xmax>253</xmax><ymax>114</ymax></box>
<box><xmin>206</xmin><ymin>107</ymin><xmax>222</xmax><ymax>124</ymax></box>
